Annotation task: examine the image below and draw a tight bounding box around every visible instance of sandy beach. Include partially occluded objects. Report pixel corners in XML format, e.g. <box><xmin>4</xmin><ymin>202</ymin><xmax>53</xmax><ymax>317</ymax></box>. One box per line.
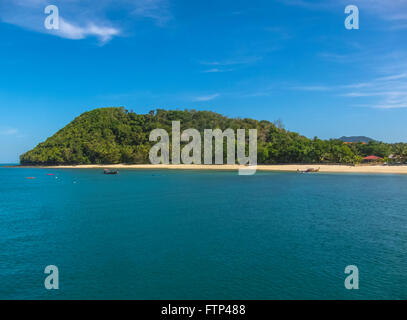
<box><xmin>22</xmin><ymin>164</ymin><xmax>407</xmax><ymax>174</ymax></box>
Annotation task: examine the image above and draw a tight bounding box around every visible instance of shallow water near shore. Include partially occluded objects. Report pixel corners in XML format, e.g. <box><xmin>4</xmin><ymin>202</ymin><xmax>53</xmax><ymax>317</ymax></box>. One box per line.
<box><xmin>0</xmin><ymin>167</ymin><xmax>406</xmax><ymax>299</ymax></box>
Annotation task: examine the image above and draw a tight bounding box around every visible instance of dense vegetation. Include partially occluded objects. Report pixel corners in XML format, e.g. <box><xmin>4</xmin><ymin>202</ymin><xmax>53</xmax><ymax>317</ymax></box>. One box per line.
<box><xmin>20</xmin><ymin>107</ymin><xmax>407</xmax><ymax>165</ymax></box>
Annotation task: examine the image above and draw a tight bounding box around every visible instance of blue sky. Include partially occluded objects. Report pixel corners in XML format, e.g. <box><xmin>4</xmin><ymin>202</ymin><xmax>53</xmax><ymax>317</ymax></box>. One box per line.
<box><xmin>1</xmin><ymin>0</ymin><xmax>407</xmax><ymax>162</ymax></box>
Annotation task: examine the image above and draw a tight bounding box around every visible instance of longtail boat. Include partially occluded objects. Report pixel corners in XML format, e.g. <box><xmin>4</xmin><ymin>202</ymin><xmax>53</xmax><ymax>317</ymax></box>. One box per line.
<box><xmin>297</xmin><ymin>167</ymin><xmax>320</xmax><ymax>173</ymax></box>
<box><xmin>104</xmin><ymin>169</ymin><xmax>119</xmax><ymax>175</ymax></box>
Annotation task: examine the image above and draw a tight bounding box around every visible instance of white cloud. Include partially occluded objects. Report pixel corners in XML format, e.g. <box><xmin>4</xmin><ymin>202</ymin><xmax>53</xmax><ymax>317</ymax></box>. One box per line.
<box><xmin>291</xmin><ymin>85</ymin><xmax>332</xmax><ymax>92</ymax></box>
<box><xmin>199</xmin><ymin>56</ymin><xmax>261</xmax><ymax>73</ymax></box>
<box><xmin>57</xmin><ymin>18</ymin><xmax>120</xmax><ymax>43</ymax></box>
<box><xmin>131</xmin><ymin>0</ymin><xmax>172</xmax><ymax>26</ymax></box>
<box><xmin>291</xmin><ymin>68</ymin><xmax>407</xmax><ymax>109</ymax></box>
<box><xmin>342</xmin><ymin>73</ymin><xmax>407</xmax><ymax>109</ymax></box>
<box><xmin>376</xmin><ymin>73</ymin><xmax>407</xmax><ymax>81</ymax></box>
<box><xmin>203</xmin><ymin>68</ymin><xmax>223</xmax><ymax>73</ymax></box>
<box><xmin>200</xmin><ymin>56</ymin><xmax>261</xmax><ymax>67</ymax></box>
<box><xmin>351</xmin><ymin>0</ymin><xmax>407</xmax><ymax>21</ymax></box>
<box><xmin>194</xmin><ymin>94</ymin><xmax>220</xmax><ymax>102</ymax></box>
<box><xmin>0</xmin><ymin>0</ymin><xmax>171</xmax><ymax>43</ymax></box>
<box><xmin>0</xmin><ymin>128</ymin><xmax>18</xmax><ymax>136</ymax></box>
<box><xmin>341</xmin><ymin>82</ymin><xmax>371</xmax><ymax>89</ymax></box>
<box><xmin>202</xmin><ymin>68</ymin><xmax>234</xmax><ymax>73</ymax></box>
<box><xmin>280</xmin><ymin>0</ymin><xmax>407</xmax><ymax>25</ymax></box>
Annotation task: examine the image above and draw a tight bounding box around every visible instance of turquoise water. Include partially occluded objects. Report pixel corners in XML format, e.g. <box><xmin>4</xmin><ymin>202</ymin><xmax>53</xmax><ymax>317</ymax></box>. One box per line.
<box><xmin>0</xmin><ymin>167</ymin><xmax>406</xmax><ymax>300</ymax></box>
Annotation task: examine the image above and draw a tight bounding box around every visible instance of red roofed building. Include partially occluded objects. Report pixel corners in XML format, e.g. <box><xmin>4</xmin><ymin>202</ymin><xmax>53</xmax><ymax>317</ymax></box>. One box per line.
<box><xmin>363</xmin><ymin>155</ymin><xmax>383</xmax><ymax>163</ymax></box>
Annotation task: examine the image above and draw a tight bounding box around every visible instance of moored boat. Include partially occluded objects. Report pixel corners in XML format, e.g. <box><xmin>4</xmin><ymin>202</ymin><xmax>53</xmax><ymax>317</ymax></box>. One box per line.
<box><xmin>297</xmin><ymin>167</ymin><xmax>320</xmax><ymax>173</ymax></box>
<box><xmin>104</xmin><ymin>169</ymin><xmax>119</xmax><ymax>175</ymax></box>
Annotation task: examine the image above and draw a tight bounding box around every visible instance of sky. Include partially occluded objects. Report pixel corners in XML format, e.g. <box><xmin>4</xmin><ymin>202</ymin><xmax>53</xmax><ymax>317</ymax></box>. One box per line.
<box><xmin>1</xmin><ymin>0</ymin><xmax>407</xmax><ymax>162</ymax></box>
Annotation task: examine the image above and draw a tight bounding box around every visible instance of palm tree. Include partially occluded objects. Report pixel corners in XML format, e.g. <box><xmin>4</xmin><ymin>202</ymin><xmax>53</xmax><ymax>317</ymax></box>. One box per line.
<box><xmin>392</xmin><ymin>143</ymin><xmax>407</xmax><ymax>163</ymax></box>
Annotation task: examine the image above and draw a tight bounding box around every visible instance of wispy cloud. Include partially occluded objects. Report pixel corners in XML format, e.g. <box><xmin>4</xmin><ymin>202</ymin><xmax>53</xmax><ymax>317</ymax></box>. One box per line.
<box><xmin>131</xmin><ymin>0</ymin><xmax>172</xmax><ymax>26</ymax></box>
<box><xmin>289</xmin><ymin>43</ymin><xmax>407</xmax><ymax>111</ymax></box>
<box><xmin>376</xmin><ymin>73</ymin><xmax>407</xmax><ymax>81</ymax></box>
<box><xmin>193</xmin><ymin>94</ymin><xmax>220</xmax><ymax>102</ymax></box>
<box><xmin>293</xmin><ymin>72</ymin><xmax>407</xmax><ymax>109</ymax></box>
<box><xmin>341</xmin><ymin>71</ymin><xmax>407</xmax><ymax>109</ymax></box>
<box><xmin>202</xmin><ymin>68</ymin><xmax>234</xmax><ymax>73</ymax></box>
<box><xmin>0</xmin><ymin>0</ymin><xmax>171</xmax><ymax>43</ymax></box>
<box><xmin>0</xmin><ymin>128</ymin><xmax>18</xmax><ymax>136</ymax></box>
<box><xmin>352</xmin><ymin>0</ymin><xmax>407</xmax><ymax>22</ymax></box>
<box><xmin>199</xmin><ymin>56</ymin><xmax>261</xmax><ymax>73</ymax></box>
<box><xmin>200</xmin><ymin>56</ymin><xmax>262</xmax><ymax>67</ymax></box>
<box><xmin>279</xmin><ymin>0</ymin><xmax>407</xmax><ymax>27</ymax></box>
<box><xmin>291</xmin><ymin>85</ymin><xmax>332</xmax><ymax>92</ymax></box>
<box><xmin>318</xmin><ymin>52</ymin><xmax>354</xmax><ymax>64</ymax></box>
<box><xmin>203</xmin><ymin>68</ymin><xmax>222</xmax><ymax>73</ymax></box>
<box><xmin>57</xmin><ymin>18</ymin><xmax>120</xmax><ymax>43</ymax></box>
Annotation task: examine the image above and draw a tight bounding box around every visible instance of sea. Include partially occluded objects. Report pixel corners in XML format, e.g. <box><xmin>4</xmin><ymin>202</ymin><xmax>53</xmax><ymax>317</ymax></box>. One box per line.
<box><xmin>0</xmin><ymin>166</ymin><xmax>406</xmax><ymax>299</ymax></box>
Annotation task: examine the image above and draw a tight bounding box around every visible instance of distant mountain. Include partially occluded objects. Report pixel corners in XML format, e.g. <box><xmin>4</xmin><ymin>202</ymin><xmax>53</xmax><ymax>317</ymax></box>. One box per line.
<box><xmin>339</xmin><ymin>136</ymin><xmax>375</xmax><ymax>143</ymax></box>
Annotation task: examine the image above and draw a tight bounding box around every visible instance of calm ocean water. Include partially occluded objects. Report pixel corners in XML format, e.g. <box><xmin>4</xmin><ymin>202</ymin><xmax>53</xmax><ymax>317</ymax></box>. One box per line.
<box><xmin>0</xmin><ymin>167</ymin><xmax>406</xmax><ymax>300</ymax></box>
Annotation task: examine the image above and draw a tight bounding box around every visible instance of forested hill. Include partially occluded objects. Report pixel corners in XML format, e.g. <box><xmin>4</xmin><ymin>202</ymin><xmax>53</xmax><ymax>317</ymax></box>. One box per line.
<box><xmin>20</xmin><ymin>107</ymin><xmax>405</xmax><ymax>165</ymax></box>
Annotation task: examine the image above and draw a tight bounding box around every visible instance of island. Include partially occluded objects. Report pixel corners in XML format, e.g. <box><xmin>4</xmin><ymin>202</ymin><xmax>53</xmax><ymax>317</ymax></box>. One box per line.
<box><xmin>20</xmin><ymin>107</ymin><xmax>407</xmax><ymax>173</ymax></box>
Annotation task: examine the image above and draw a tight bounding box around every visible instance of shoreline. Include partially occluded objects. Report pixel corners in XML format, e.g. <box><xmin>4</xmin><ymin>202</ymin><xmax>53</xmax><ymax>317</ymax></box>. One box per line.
<box><xmin>7</xmin><ymin>164</ymin><xmax>407</xmax><ymax>174</ymax></box>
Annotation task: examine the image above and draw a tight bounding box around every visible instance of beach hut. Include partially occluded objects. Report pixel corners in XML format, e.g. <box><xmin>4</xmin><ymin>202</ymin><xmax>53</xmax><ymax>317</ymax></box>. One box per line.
<box><xmin>363</xmin><ymin>155</ymin><xmax>383</xmax><ymax>163</ymax></box>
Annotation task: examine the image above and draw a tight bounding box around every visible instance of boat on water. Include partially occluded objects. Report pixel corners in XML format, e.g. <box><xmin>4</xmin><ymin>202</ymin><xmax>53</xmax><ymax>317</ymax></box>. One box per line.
<box><xmin>104</xmin><ymin>169</ymin><xmax>119</xmax><ymax>175</ymax></box>
<box><xmin>297</xmin><ymin>167</ymin><xmax>320</xmax><ymax>173</ymax></box>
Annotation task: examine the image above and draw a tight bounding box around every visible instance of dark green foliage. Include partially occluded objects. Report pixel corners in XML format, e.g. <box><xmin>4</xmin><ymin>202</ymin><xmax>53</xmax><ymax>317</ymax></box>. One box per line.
<box><xmin>20</xmin><ymin>107</ymin><xmax>407</xmax><ymax>165</ymax></box>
